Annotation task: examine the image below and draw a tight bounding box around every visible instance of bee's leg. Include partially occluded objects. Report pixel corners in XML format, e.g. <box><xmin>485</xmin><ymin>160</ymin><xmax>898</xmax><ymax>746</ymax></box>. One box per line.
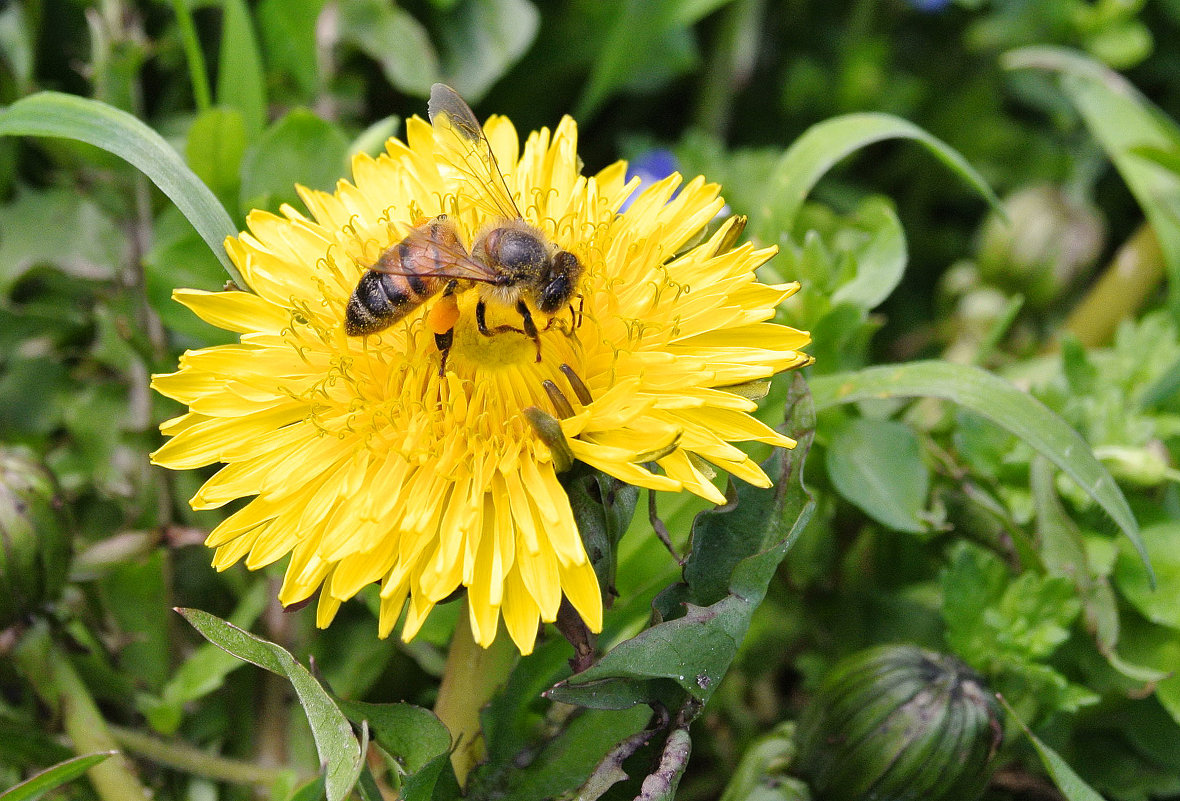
<box><xmin>475</xmin><ymin>298</ymin><xmax>526</xmax><ymax>337</ymax></box>
<box><xmin>515</xmin><ymin>300</ymin><xmax>542</xmax><ymax>363</ymax></box>
<box><xmin>574</xmin><ymin>294</ymin><xmax>585</xmax><ymax>329</ymax></box>
<box><xmin>434</xmin><ymin>329</ymin><xmax>454</xmax><ymax>376</ymax></box>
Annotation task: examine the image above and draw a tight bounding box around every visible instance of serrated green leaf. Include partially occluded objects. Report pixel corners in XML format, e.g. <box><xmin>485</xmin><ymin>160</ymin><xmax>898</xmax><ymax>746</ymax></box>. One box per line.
<box><xmin>751</xmin><ymin>113</ymin><xmax>999</xmax><ymax>243</ymax></box>
<box><xmin>178</xmin><ymin>608</ymin><xmax>364</xmax><ymax>801</ymax></box>
<box><xmin>809</xmin><ymin>360</ymin><xmax>1149</xmax><ymax>577</ymax></box>
<box><xmin>825</xmin><ymin>417</ymin><xmax>929</xmax><ymax>533</ymax></box>
<box><xmin>0</xmin><ymin>752</ymin><xmax>116</xmax><ymax>801</ymax></box>
<box><xmin>0</xmin><ymin>92</ymin><xmax>241</xmax><ymax>285</ymax></box>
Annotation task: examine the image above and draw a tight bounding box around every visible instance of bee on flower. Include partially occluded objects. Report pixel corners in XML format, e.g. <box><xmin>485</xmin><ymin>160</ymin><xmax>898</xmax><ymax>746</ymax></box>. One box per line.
<box><xmin>151</xmin><ymin>85</ymin><xmax>811</xmax><ymax>655</ymax></box>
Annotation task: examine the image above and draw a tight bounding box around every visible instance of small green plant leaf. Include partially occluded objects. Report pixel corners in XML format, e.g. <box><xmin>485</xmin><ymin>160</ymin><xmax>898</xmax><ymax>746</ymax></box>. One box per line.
<box><xmin>1000</xmin><ymin>696</ymin><xmax>1107</xmax><ymax>801</ymax></box>
<box><xmin>438</xmin><ymin>0</ymin><xmax>539</xmax><ymax>101</ymax></box>
<box><xmin>826</xmin><ymin>417</ymin><xmax>929</xmax><ymax>533</ymax></box>
<box><xmin>0</xmin><ymin>751</ymin><xmax>116</xmax><ymax>801</ymax></box>
<box><xmin>177</xmin><ymin>608</ymin><xmax>364</xmax><ymax>801</ymax></box>
<box><xmin>829</xmin><ymin>197</ymin><xmax>908</xmax><ymax>311</ymax></box>
<box><xmin>338</xmin><ymin>0</ymin><xmax>439</xmax><ymax>96</ymax></box>
<box><xmin>0</xmin><ymin>92</ymin><xmax>241</xmax><ymax>285</ymax></box>
<box><xmin>809</xmin><ymin>360</ymin><xmax>1149</xmax><ymax>577</ymax></box>
<box><xmin>751</xmin><ymin>113</ymin><xmax>999</xmax><ymax>243</ymax></box>
<box><xmin>1115</xmin><ymin>522</ymin><xmax>1180</xmax><ymax>630</ymax></box>
<box><xmin>186</xmin><ymin>107</ymin><xmax>247</xmax><ymax>210</ymax></box>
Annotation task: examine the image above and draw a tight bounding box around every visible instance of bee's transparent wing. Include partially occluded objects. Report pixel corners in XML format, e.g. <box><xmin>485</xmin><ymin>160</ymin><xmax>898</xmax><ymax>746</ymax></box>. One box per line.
<box><xmin>428</xmin><ymin>83</ymin><xmax>523</xmax><ymax>221</ymax></box>
<box><xmin>370</xmin><ymin>224</ymin><xmax>503</xmax><ymax>284</ymax></box>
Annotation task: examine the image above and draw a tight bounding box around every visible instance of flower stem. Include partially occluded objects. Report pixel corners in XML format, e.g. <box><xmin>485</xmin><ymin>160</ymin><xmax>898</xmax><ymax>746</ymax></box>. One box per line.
<box><xmin>1063</xmin><ymin>222</ymin><xmax>1165</xmax><ymax>347</ymax></box>
<box><xmin>168</xmin><ymin>0</ymin><xmax>213</xmax><ymax>112</ymax></box>
<box><xmin>14</xmin><ymin>623</ymin><xmax>151</xmax><ymax>801</ymax></box>
<box><xmin>108</xmin><ymin>724</ymin><xmax>298</xmax><ymax>787</ymax></box>
<box><xmin>433</xmin><ymin>598</ymin><xmax>518</xmax><ymax>786</ymax></box>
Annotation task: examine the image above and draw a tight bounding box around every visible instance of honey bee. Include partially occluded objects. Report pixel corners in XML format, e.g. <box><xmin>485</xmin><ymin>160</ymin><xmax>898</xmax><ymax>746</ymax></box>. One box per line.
<box><xmin>344</xmin><ymin>84</ymin><xmax>584</xmax><ymax>374</ymax></box>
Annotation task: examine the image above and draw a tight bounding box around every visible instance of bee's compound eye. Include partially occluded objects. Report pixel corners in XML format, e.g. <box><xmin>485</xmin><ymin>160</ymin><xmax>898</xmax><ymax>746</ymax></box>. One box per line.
<box><xmin>491</xmin><ymin>228</ymin><xmax>547</xmax><ymax>272</ymax></box>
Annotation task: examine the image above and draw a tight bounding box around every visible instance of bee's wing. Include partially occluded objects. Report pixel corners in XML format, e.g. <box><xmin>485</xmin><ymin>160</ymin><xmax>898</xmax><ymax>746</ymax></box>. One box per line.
<box><xmin>370</xmin><ymin>225</ymin><xmax>503</xmax><ymax>284</ymax></box>
<box><xmin>428</xmin><ymin>83</ymin><xmax>523</xmax><ymax>221</ymax></box>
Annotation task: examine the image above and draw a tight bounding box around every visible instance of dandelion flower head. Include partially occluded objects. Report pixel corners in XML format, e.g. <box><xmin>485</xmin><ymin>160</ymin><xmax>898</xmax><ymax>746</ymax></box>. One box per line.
<box><xmin>151</xmin><ymin>87</ymin><xmax>812</xmax><ymax>654</ymax></box>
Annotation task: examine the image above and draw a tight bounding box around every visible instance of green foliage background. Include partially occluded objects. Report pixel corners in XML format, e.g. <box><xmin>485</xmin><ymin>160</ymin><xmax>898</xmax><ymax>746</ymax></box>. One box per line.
<box><xmin>2</xmin><ymin>0</ymin><xmax>1180</xmax><ymax>799</ymax></box>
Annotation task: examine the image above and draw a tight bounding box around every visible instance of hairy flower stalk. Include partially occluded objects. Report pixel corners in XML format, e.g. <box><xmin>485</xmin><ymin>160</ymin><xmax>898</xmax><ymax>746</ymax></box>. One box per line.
<box><xmin>152</xmin><ymin>91</ymin><xmax>811</xmax><ymax>656</ymax></box>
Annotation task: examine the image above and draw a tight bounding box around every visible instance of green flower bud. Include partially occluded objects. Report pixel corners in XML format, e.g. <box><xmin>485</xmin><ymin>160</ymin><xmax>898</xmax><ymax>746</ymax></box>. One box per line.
<box><xmin>795</xmin><ymin>644</ymin><xmax>1003</xmax><ymax>801</ymax></box>
<box><xmin>0</xmin><ymin>449</ymin><xmax>72</xmax><ymax>627</ymax></box>
<box><xmin>976</xmin><ymin>184</ymin><xmax>1104</xmax><ymax>308</ymax></box>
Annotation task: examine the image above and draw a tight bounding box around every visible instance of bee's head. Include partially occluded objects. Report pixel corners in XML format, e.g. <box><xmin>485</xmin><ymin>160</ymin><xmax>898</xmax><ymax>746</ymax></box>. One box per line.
<box><xmin>537</xmin><ymin>250</ymin><xmax>582</xmax><ymax>313</ymax></box>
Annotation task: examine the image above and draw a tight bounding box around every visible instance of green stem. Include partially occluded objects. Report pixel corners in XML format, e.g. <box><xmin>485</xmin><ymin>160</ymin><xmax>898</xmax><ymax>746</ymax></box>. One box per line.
<box><xmin>108</xmin><ymin>725</ymin><xmax>297</xmax><ymax>787</ymax></box>
<box><xmin>14</xmin><ymin>624</ymin><xmax>151</xmax><ymax>801</ymax></box>
<box><xmin>1063</xmin><ymin>222</ymin><xmax>1165</xmax><ymax>347</ymax></box>
<box><xmin>169</xmin><ymin>0</ymin><xmax>213</xmax><ymax>112</ymax></box>
<box><xmin>432</xmin><ymin>598</ymin><xmax>518</xmax><ymax>786</ymax></box>
<box><xmin>693</xmin><ymin>0</ymin><xmax>767</xmax><ymax>137</ymax></box>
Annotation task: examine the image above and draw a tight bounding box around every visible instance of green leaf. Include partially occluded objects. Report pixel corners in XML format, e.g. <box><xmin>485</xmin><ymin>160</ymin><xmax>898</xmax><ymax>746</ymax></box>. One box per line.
<box><xmin>0</xmin><ymin>92</ymin><xmax>241</xmax><ymax>285</ymax></box>
<box><xmin>438</xmin><ymin>0</ymin><xmax>539</xmax><ymax>101</ymax></box>
<box><xmin>257</xmin><ymin>0</ymin><xmax>325</xmax><ymax>98</ymax></box>
<box><xmin>177</xmin><ymin>608</ymin><xmax>364</xmax><ymax>801</ymax></box>
<box><xmin>0</xmin><ymin>752</ymin><xmax>116</xmax><ymax>801</ymax></box>
<box><xmin>825</xmin><ymin>418</ymin><xmax>929</xmax><ymax>534</ymax></box>
<box><xmin>829</xmin><ymin>197</ymin><xmax>908</xmax><ymax>310</ymax></box>
<box><xmin>215</xmin><ymin>0</ymin><xmax>267</xmax><ymax>138</ymax></box>
<box><xmin>809</xmin><ymin>360</ymin><xmax>1149</xmax><ymax>577</ymax></box>
<box><xmin>1000</xmin><ymin>697</ymin><xmax>1107</xmax><ymax>801</ymax></box>
<box><xmin>239</xmin><ymin>109</ymin><xmax>351</xmax><ymax>215</ymax></box>
<box><xmin>1005</xmin><ymin>46</ymin><xmax>1180</xmax><ymax>314</ymax></box>
<box><xmin>1115</xmin><ymin>522</ymin><xmax>1180</xmax><ymax>630</ymax></box>
<box><xmin>338</xmin><ymin>0</ymin><xmax>439</xmax><ymax>97</ymax></box>
<box><xmin>186</xmin><ymin>107</ymin><xmax>247</xmax><ymax>209</ymax></box>
<box><xmin>751</xmin><ymin>113</ymin><xmax>999</xmax><ymax>244</ymax></box>
<box><xmin>334</xmin><ymin>700</ymin><xmax>452</xmax><ymax>801</ymax></box>
<box><xmin>101</xmin><ymin>551</ymin><xmax>172</xmax><ymax>693</ymax></box>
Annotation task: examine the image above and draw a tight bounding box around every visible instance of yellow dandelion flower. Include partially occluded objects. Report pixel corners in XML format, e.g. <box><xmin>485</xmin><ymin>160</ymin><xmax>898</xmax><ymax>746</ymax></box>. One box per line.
<box><xmin>151</xmin><ymin>86</ymin><xmax>812</xmax><ymax>655</ymax></box>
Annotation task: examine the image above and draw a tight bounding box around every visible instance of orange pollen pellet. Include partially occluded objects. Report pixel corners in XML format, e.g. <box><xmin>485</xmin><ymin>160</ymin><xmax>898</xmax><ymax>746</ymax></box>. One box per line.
<box><xmin>427</xmin><ymin>294</ymin><xmax>461</xmax><ymax>335</ymax></box>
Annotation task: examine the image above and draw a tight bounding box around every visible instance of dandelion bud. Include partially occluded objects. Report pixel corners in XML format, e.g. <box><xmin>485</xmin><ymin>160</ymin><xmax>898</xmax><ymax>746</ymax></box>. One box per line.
<box><xmin>795</xmin><ymin>644</ymin><xmax>1002</xmax><ymax>801</ymax></box>
<box><xmin>0</xmin><ymin>449</ymin><xmax>72</xmax><ymax>627</ymax></box>
<box><xmin>976</xmin><ymin>184</ymin><xmax>1104</xmax><ymax>307</ymax></box>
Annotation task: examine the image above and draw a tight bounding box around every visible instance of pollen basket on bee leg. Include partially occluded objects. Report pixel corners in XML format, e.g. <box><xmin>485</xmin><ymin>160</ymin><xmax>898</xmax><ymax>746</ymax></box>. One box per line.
<box><xmin>428</xmin><ymin>295</ymin><xmax>462</xmax><ymax>335</ymax></box>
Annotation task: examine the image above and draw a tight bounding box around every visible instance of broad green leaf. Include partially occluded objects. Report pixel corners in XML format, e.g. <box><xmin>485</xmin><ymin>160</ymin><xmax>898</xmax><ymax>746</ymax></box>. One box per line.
<box><xmin>338</xmin><ymin>0</ymin><xmax>439</xmax><ymax>97</ymax></box>
<box><xmin>178</xmin><ymin>608</ymin><xmax>364</xmax><ymax>801</ymax></box>
<box><xmin>239</xmin><ymin>109</ymin><xmax>351</xmax><ymax>215</ymax></box>
<box><xmin>258</xmin><ymin>0</ymin><xmax>325</xmax><ymax>98</ymax></box>
<box><xmin>101</xmin><ymin>551</ymin><xmax>172</xmax><ymax>693</ymax></box>
<box><xmin>809</xmin><ymin>360</ymin><xmax>1149</xmax><ymax>575</ymax></box>
<box><xmin>1005</xmin><ymin>47</ymin><xmax>1180</xmax><ymax>314</ymax></box>
<box><xmin>0</xmin><ymin>752</ymin><xmax>116</xmax><ymax>801</ymax></box>
<box><xmin>215</xmin><ymin>0</ymin><xmax>267</xmax><ymax>138</ymax></box>
<box><xmin>334</xmin><ymin>700</ymin><xmax>452</xmax><ymax>801</ymax></box>
<box><xmin>0</xmin><ymin>92</ymin><xmax>241</xmax><ymax>285</ymax></box>
<box><xmin>825</xmin><ymin>418</ymin><xmax>929</xmax><ymax>534</ymax></box>
<box><xmin>829</xmin><ymin>197</ymin><xmax>908</xmax><ymax>311</ymax></box>
<box><xmin>438</xmin><ymin>0</ymin><xmax>539</xmax><ymax>101</ymax></box>
<box><xmin>0</xmin><ymin>187</ymin><xmax>123</xmax><ymax>293</ymax></box>
<box><xmin>1001</xmin><ymin>697</ymin><xmax>1107</xmax><ymax>801</ymax></box>
<box><xmin>186</xmin><ymin>107</ymin><xmax>247</xmax><ymax>210</ymax></box>
<box><xmin>1114</xmin><ymin>522</ymin><xmax>1180</xmax><ymax>630</ymax></box>
<box><xmin>751</xmin><ymin>113</ymin><xmax>999</xmax><ymax>243</ymax></box>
